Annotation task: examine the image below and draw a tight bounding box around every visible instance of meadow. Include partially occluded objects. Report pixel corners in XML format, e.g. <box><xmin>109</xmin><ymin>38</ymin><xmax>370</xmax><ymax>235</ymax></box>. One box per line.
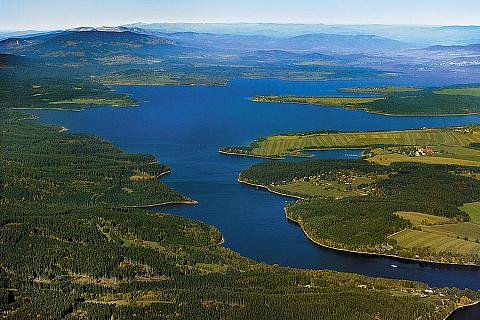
<box><xmin>251</xmin><ymin>85</ymin><xmax>480</xmax><ymax>115</ymax></box>
<box><xmin>390</xmin><ymin>211</ymin><xmax>480</xmax><ymax>258</ymax></box>
<box><xmin>339</xmin><ymin>86</ymin><xmax>422</xmax><ymax>94</ymax></box>
<box><xmin>221</xmin><ymin>126</ymin><xmax>480</xmax><ymax>159</ymax></box>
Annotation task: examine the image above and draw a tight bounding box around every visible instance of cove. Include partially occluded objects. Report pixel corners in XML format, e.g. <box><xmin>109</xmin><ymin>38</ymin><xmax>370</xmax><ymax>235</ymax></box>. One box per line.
<box><xmin>30</xmin><ymin>77</ymin><xmax>480</xmax><ymax>295</ymax></box>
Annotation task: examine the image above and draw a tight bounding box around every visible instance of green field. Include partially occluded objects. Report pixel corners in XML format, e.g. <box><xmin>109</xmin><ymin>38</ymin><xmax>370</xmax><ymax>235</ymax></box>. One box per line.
<box><xmin>390</xmin><ymin>229</ymin><xmax>480</xmax><ymax>256</ymax></box>
<box><xmin>433</xmin><ymin>87</ymin><xmax>480</xmax><ymax>97</ymax></box>
<box><xmin>49</xmin><ymin>98</ymin><xmax>137</xmax><ymax>107</ymax></box>
<box><xmin>252</xmin><ymin>95</ymin><xmax>382</xmax><ymax>106</ymax></box>
<box><xmin>391</xmin><ymin>211</ymin><xmax>480</xmax><ymax>258</ymax></box>
<box><xmin>339</xmin><ymin>86</ymin><xmax>421</xmax><ymax>93</ymax></box>
<box><xmin>460</xmin><ymin>202</ymin><xmax>480</xmax><ymax>224</ymax></box>
<box><xmin>273</xmin><ymin>175</ymin><xmax>374</xmax><ymax>199</ymax></box>
<box><xmin>221</xmin><ymin>126</ymin><xmax>480</xmax><ymax>158</ymax></box>
<box><xmin>367</xmin><ymin>146</ymin><xmax>480</xmax><ymax>167</ymax></box>
<box><xmin>395</xmin><ymin>211</ymin><xmax>454</xmax><ymax>226</ymax></box>
<box><xmin>251</xmin><ymin>85</ymin><xmax>480</xmax><ymax>115</ymax></box>
<box><xmin>422</xmin><ymin>223</ymin><xmax>480</xmax><ymax>242</ymax></box>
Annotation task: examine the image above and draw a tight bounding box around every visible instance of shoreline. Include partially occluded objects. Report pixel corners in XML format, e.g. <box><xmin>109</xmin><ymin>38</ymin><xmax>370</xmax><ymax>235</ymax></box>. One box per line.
<box><xmin>219</xmin><ymin>150</ymin><xmax>285</xmax><ymax>160</ymax></box>
<box><xmin>251</xmin><ymin>98</ymin><xmax>480</xmax><ymax>117</ymax></box>
<box><xmin>286</xmin><ymin>209</ymin><xmax>480</xmax><ymax>268</ymax></box>
<box><xmin>221</xmin><ymin>148</ymin><xmax>366</xmax><ymax>160</ymax></box>
<box><xmin>238</xmin><ymin>178</ymin><xmax>480</xmax><ymax>268</ymax></box>
<box><xmin>445</xmin><ymin>301</ymin><xmax>480</xmax><ymax>320</ymax></box>
<box><xmin>106</xmin><ymin>82</ymin><xmax>228</xmax><ymax>87</ymax></box>
<box><xmin>237</xmin><ymin>177</ymin><xmax>306</xmax><ymax>200</ymax></box>
<box><xmin>123</xmin><ymin>199</ymin><xmax>198</xmax><ymax>209</ymax></box>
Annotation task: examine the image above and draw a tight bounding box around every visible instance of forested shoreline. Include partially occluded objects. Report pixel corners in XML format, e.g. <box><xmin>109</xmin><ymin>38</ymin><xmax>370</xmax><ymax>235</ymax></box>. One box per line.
<box><xmin>239</xmin><ymin>159</ymin><xmax>480</xmax><ymax>265</ymax></box>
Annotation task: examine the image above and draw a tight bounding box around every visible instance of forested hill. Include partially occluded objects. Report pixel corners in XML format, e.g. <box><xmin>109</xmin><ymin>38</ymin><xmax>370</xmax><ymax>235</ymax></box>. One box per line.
<box><xmin>1</xmin><ymin>111</ymin><xmax>476</xmax><ymax>318</ymax></box>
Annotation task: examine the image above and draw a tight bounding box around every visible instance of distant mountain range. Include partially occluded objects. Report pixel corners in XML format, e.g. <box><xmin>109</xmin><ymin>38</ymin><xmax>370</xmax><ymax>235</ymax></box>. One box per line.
<box><xmin>155</xmin><ymin>31</ymin><xmax>408</xmax><ymax>53</ymax></box>
<box><xmin>126</xmin><ymin>23</ymin><xmax>480</xmax><ymax>46</ymax></box>
<box><xmin>425</xmin><ymin>43</ymin><xmax>480</xmax><ymax>53</ymax></box>
<box><xmin>0</xmin><ymin>26</ymin><xmax>413</xmax><ymax>65</ymax></box>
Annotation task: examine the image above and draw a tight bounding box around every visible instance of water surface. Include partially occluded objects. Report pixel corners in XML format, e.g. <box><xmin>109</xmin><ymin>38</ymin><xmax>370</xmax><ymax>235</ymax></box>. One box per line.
<box><xmin>31</xmin><ymin>77</ymin><xmax>480</xmax><ymax>293</ymax></box>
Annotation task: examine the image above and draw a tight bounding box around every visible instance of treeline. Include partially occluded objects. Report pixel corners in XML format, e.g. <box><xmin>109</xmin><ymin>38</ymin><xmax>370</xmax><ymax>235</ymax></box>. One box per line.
<box><xmin>239</xmin><ymin>159</ymin><xmax>388</xmax><ymax>185</ymax></box>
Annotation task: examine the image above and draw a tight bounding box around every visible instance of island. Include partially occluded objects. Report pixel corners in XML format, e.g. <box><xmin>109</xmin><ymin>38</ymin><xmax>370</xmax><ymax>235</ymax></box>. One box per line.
<box><xmin>251</xmin><ymin>85</ymin><xmax>480</xmax><ymax>116</ymax></box>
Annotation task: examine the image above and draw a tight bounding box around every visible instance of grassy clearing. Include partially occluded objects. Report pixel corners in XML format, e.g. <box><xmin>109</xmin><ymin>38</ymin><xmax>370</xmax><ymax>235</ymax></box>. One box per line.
<box><xmin>422</xmin><ymin>223</ymin><xmax>480</xmax><ymax>242</ymax></box>
<box><xmin>231</xmin><ymin>127</ymin><xmax>480</xmax><ymax>158</ymax></box>
<box><xmin>367</xmin><ymin>147</ymin><xmax>480</xmax><ymax>167</ymax></box>
<box><xmin>49</xmin><ymin>98</ymin><xmax>136</xmax><ymax>106</ymax></box>
<box><xmin>391</xmin><ymin>229</ymin><xmax>480</xmax><ymax>255</ymax></box>
<box><xmin>274</xmin><ymin>176</ymin><xmax>373</xmax><ymax>199</ymax></box>
<box><xmin>433</xmin><ymin>87</ymin><xmax>480</xmax><ymax>97</ymax></box>
<box><xmin>252</xmin><ymin>95</ymin><xmax>382</xmax><ymax>106</ymax></box>
<box><xmin>395</xmin><ymin>211</ymin><xmax>454</xmax><ymax>226</ymax></box>
<box><xmin>391</xmin><ymin>211</ymin><xmax>480</xmax><ymax>257</ymax></box>
<box><xmin>460</xmin><ymin>202</ymin><xmax>480</xmax><ymax>224</ymax></box>
<box><xmin>339</xmin><ymin>86</ymin><xmax>421</xmax><ymax>94</ymax></box>
<box><xmin>251</xmin><ymin>86</ymin><xmax>480</xmax><ymax>115</ymax></box>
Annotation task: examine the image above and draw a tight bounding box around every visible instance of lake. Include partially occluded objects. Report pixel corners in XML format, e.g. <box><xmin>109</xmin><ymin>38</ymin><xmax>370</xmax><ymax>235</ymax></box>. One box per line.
<box><xmin>31</xmin><ymin>76</ymin><xmax>480</xmax><ymax>308</ymax></box>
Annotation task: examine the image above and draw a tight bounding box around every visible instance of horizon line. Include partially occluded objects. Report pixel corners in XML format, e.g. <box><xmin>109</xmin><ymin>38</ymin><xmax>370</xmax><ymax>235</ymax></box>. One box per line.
<box><xmin>2</xmin><ymin>21</ymin><xmax>480</xmax><ymax>32</ymax></box>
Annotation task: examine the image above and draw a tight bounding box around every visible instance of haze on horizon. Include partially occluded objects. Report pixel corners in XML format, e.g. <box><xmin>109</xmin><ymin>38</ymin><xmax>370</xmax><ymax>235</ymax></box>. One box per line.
<box><xmin>1</xmin><ymin>0</ymin><xmax>480</xmax><ymax>31</ymax></box>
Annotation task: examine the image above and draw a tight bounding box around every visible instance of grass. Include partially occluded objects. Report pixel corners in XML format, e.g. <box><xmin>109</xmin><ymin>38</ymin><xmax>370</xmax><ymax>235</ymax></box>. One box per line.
<box><xmin>252</xmin><ymin>96</ymin><xmax>382</xmax><ymax>107</ymax></box>
<box><xmin>49</xmin><ymin>98</ymin><xmax>136</xmax><ymax>106</ymax></box>
<box><xmin>232</xmin><ymin>126</ymin><xmax>480</xmax><ymax>158</ymax></box>
<box><xmin>391</xmin><ymin>211</ymin><xmax>480</xmax><ymax>257</ymax></box>
<box><xmin>433</xmin><ymin>87</ymin><xmax>480</xmax><ymax>97</ymax></box>
<box><xmin>390</xmin><ymin>229</ymin><xmax>480</xmax><ymax>255</ymax></box>
<box><xmin>395</xmin><ymin>211</ymin><xmax>454</xmax><ymax>226</ymax></box>
<box><xmin>422</xmin><ymin>223</ymin><xmax>480</xmax><ymax>242</ymax></box>
<box><xmin>367</xmin><ymin>146</ymin><xmax>480</xmax><ymax>167</ymax></box>
<box><xmin>339</xmin><ymin>86</ymin><xmax>421</xmax><ymax>94</ymax></box>
<box><xmin>460</xmin><ymin>202</ymin><xmax>480</xmax><ymax>224</ymax></box>
<box><xmin>251</xmin><ymin>85</ymin><xmax>480</xmax><ymax>115</ymax></box>
<box><xmin>274</xmin><ymin>175</ymin><xmax>374</xmax><ymax>199</ymax></box>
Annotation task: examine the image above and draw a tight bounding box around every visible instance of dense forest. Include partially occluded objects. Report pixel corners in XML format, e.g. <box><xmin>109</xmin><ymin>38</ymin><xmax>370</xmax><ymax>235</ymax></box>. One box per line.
<box><xmin>240</xmin><ymin>159</ymin><xmax>480</xmax><ymax>265</ymax></box>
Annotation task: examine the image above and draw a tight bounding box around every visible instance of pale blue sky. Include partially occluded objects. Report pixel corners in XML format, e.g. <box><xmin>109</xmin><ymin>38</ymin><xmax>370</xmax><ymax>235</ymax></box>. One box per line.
<box><xmin>1</xmin><ymin>0</ymin><xmax>480</xmax><ymax>31</ymax></box>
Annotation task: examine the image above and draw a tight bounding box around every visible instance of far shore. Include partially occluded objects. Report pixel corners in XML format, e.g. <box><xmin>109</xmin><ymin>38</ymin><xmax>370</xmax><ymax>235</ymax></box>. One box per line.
<box><xmin>105</xmin><ymin>81</ymin><xmax>228</xmax><ymax>87</ymax></box>
<box><xmin>220</xmin><ymin>147</ymin><xmax>366</xmax><ymax>160</ymax></box>
<box><xmin>251</xmin><ymin>97</ymin><xmax>480</xmax><ymax>117</ymax></box>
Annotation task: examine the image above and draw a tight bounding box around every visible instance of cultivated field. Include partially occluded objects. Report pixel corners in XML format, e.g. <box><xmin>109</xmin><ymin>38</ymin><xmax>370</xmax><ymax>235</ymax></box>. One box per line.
<box><xmin>274</xmin><ymin>175</ymin><xmax>373</xmax><ymax>199</ymax></box>
<box><xmin>460</xmin><ymin>202</ymin><xmax>480</xmax><ymax>224</ymax></box>
<box><xmin>391</xmin><ymin>211</ymin><xmax>480</xmax><ymax>257</ymax></box>
<box><xmin>367</xmin><ymin>146</ymin><xmax>480</xmax><ymax>167</ymax></box>
<box><xmin>433</xmin><ymin>87</ymin><xmax>480</xmax><ymax>97</ymax></box>
<box><xmin>391</xmin><ymin>229</ymin><xmax>480</xmax><ymax>255</ymax></box>
<box><xmin>252</xmin><ymin>95</ymin><xmax>381</xmax><ymax>106</ymax></box>
<box><xmin>395</xmin><ymin>211</ymin><xmax>454</xmax><ymax>226</ymax></box>
<box><xmin>339</xmin><ymin>86</ymin><xmax>421</xmax><ymax>93</ymax></box>
<box><xmin>243</xmin><ymin>127</ymin><xmax>480</xmax><ymax>158</ymax></box>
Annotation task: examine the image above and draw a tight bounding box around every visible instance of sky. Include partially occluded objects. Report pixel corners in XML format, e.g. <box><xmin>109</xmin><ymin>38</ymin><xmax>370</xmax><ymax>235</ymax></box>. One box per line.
<box><xmin>1</xmin><ymin>0</ymin><xmax>480</xmax><ymax>31</ymax></box>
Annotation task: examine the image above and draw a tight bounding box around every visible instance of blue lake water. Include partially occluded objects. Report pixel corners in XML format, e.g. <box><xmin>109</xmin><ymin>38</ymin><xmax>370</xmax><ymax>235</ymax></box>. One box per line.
<box><xmin>31</xmin><ymin>77</ymin><xmax>480</xmax><ymax>301</ymax></box>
